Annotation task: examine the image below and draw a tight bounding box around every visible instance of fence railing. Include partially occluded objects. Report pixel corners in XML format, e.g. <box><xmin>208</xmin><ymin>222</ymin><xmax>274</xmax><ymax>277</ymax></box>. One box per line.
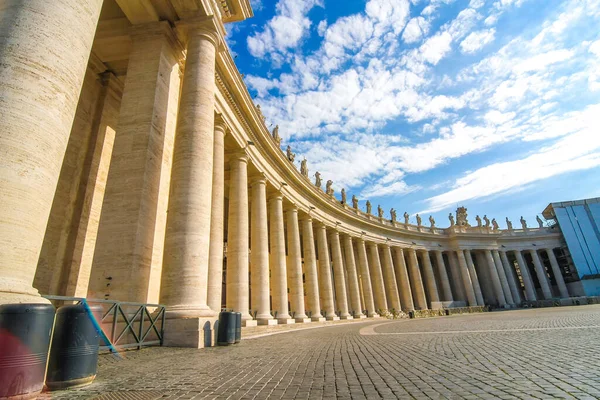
<box><xmin>43</xmin><ymin>295</ymin><xmax>165</xmax><ymax>351</ymax></box>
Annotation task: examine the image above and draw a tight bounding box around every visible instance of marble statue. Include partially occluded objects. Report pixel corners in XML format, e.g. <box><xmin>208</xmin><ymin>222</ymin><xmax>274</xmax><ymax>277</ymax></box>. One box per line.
<box><xmin>456</xmin><ymin>207</ymin><xmax>469</xmax><ymax>226</ymax></box>
<box><xmin>377</xmin><ymin>205</ymin><xmax>384</xmax><ymax>218</ymax></box>
<box><xmin>520</xmin><ymin>216</ymin><xmax>527</xmax><ymax>230</ymax></box>
<box><xmin>429</xmin><ymin>215</ymin><xmax>435</xmax><ymax>228</ymax></box>
<box><xmin>404</xmin><ymin>212</ymin><xmax>409</xmax><ymax>225</ymax></box>
<box><xmin>506</xmin><ymin>217</ymin><xmax>513</xmax><ymax>230</ymax></box>
<box><xmin>416</xmin><ymin>214</ymin><xmax>422</xmax><ymax>227</ymax></box>
<box><xmin>476</xmin><ymin>215</ymin><xmax>482</xmax><ymax>227</ymax></box>
<box><xmin>272</xmin><ymin>125</ymin><xmax>281</xmax><ymax>146</ymax></box>
<box><xmin>366</xmin><ymin>200</ymin><xmax>372</xmax><ymax>215</ymax></box>
<box><xmin>286</xmin><ymin>145</ymin><xmax>295</xmax><ymax>162</ymax></box>
<box><xmin>256</xmin><ymin>104</ymin><xmax>265</xmax><ymax>121</ymax></box>
<box><xmin>300</xmin><ymin>158</ymin><xmax>308</xmax><ymax>177</ymax></box>
<box><xmin>314</xmin><ymin>171</ymin><xmax>322</xmax><ymax>188</ymax></box>
<box><xmin>325</xmin><ymin>180</ymin><xmax>334</xmax><ymax>196</ymax></box>
<box><xmin>449</xmin><ymin>213</ymin><xmax>455</xmax><ymax>227</ymax></box>
<box><xmin>483</xmin><ymin>215</ymin><xmax>490</xmax><ymax>228</ymax></box>
<box><xmin>536</xmin><ymin>215</ymin><xmax>544</xmax><ymax>228</ymax></box>
<box><xmin>352</xmin><ymin>195</ymin><xmax>358</xmax><ymax>209</ymax></box>
<box><xmin>492</xmin><ymin>218</ymin><xmax>499</xmax><ymax>231</ymax></box>
<box><xmin>341</xmin><ymin>188</ymin><xmax>347</xmax><ymax>204</ymax></box>
<box><xmin>390</xmin><ymin>208</ymin><xmax>397</xmax><ymax>223</ymax></box>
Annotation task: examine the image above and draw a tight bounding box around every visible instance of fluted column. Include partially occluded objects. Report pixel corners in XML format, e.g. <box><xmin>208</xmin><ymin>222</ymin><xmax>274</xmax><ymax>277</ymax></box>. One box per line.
<box><xmin>250</xmin><ymin>176</ymin><xmax>273</xmax><ymax>323</ymax></box>
<box><xmin>0</xmin><ymin>0</ymin><xmax>103</xmax><ymax>304</ymax></box>
<box><xmin>464</xmin><ymin>250</ymin><xmax>485</xmax><ymax>305</ymax></box>
<box><xmin>546</xmin><ymin>249</ymin><xmax>570</xmax><ymax>298</ymax></box>
<box><xmin>286</xmin><ymin>206</ymin><xmax>308</xmax><ymax>320</ymax></box>
<box><xmin>161</xmin><ymin>26</ymin><xmax>222</xmax><ymax>318</ymax></box>
<box><xmin>300</xmin><ymin>216</ymin><xmax>323</xmax><ymax>320</ymax></box>
<box><xmin>367</xmin><ymin>243</ymin><xmax>388</xmax><ymax>312</ymax></box>
<box><xmin>514</xmin><ymin>250</ymin><xmax>537</xmax><ymax>301</ymax></box>
<box><xmin>356</xmin><ymin>239</ymin><xmax>378</xmax><ymax>316</ymax></box>
<box><xmin>492</xmin><ymin>250</ymin><xmax>514</xmax><ymax>305</ymax></box>
<box><xmin>381</xmin><ymin>245</ymin><xmax>402</xmax><ymax>312</ymax></box>
<box><xmin>433</xmin><ymin>251</ymin><xmax>453</xmax><ymax>302</ymax></box>
<box><xmin>484</xmin><ymin>250</ymin><xmax>507</xmax><ymax>306</ymax></box>
<box><xmin>407</xmin><ymin>249</ymin><xmax>428</xmax><ymax>310</ymax></box>
<box><xmin>529</xmin><ymin>249</ymin><xmax>552</xmax><ymax>299</ymax></box>
<box><xmin>207</xmin><ymin>115</ymin><xmax>226</xmax><ymax>313</ymax></box>
<box><xmin>330</xmin><ymin>231</ymin><xmax>350</xmax><ymax>319</ymax></box>
<box><xmin>269</xmin><ymin>194</ymin><xmax>292</xmax><ymax>322</ymax></box>
<box><xmin>456</xmin><ymin>250</ymin><xmax>478</xmax><ymax>307</ymax></box>
<box><xmin>419</xmin><ymin>250</ymin><xmax>440</xmax><ymax>306</ymax></box>
<box><xmin>342</xmin><ymin>235</ymin><xmax>363</xmax><ymax>318</ymax></box>
<box><xmin>392</xmin><ymin>248</ymin><xmax>414</xmax><ymax>311</ymax></box>
<box><xmin>225</xmin><ymin>152</ymin><xmax>251</xmax><ymax>320</ymax></box>
<box><xmin>315</xmin><ymin>223</ymin><xmax>336</xmax><ymax>319</ymax></box>
<box><xmin>499</xmin><ymin>251</ymin><xmax>522</xmax><ymax>304</ymax></box>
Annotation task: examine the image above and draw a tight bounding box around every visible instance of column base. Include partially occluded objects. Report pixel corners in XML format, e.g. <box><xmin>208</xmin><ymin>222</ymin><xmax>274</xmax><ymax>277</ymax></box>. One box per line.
<box><xmin>163</xmin><ymin>317</ymin><xmax>218</xmax><ymax>348</ymax></box>
<box><xmin>430</xmin><ymin>301</ymin><xmax>444</xmax><ymax>310</ymax></box>
<box><xmin>257</xmin><ymin>319</ymin><xmax>278</xmax><ymax>326</ymax></box>
<box><xmin>277</xmin><ymin>318</ymin><xmax>296</xmax><ymax>325</ymax></box>
<box><xmin>326</xmin><ymin>316</ymin><xmax>340</xmax><ymax>321</ymax></box>
<box><xmin>355</xmin><ymin>314</ymin><xmax>367</xmax><ymax>319</ymax></box>
<box><xmin>368</xmin><ymin>313</ymin><xmax>380</xmax><ymax>318</ymax></box>
<box><xmin>340</xmin><ymin>315</ymin><xmax>353</xmax><ymax>320</ymax></box>
<box><xmin>295</xmin><ymin>318</ymin><xmax>312</xmax><ymax>323</ymax></box>
<box><xmin>243</xmin><ymin>320</ymin><xmax>258</xmax><ymax>327</ymax></box>
<box><xmin>311</xmin><ymin>317</ymin><xmax>326</xmax><ymax>322</ymax></box>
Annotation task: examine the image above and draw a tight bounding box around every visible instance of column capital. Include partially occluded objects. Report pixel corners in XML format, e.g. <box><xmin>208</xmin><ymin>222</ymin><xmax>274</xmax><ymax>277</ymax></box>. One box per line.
<box><xmin>298</xmin><ymin>213</ymin><xmax>312</xmax><ymax>223</ymax></box>
<box><xmin>328</xmin><ymin>229</ymin><xmax>340</xmax><ymax>239</ymax></box>
<box><xmin>283</xmin><ymin>202</ymin><xmax>299</xmax><ymax>212</ymax></box>
<box><xmin>175</xmin><ymin>15</ymin><xmax>225</xmax><ymax>50</ymax></box>
<box><xmin>214</xmin><ymin>112</ymin><xmax>228</xmax><ymax>135</ymax></box>
<box><xmin>267</xmin><ymin>191</ymin><xmax>284</xmax><ymax>202</ymax></box>
<box><xmin>249</xmin><ymin>172</ymin><xmax>267</xmax><ymax>186</ymax></box>
<box><xmin>228</xmin><ymin>149</ymin><xmax>249</xmax><ymax>164</ymax></box>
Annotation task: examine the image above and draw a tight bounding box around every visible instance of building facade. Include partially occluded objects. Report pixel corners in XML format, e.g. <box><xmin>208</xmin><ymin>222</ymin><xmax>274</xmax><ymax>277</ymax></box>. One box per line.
<box><xmin>0</xmin><ymin>0</ymin><xmax>586</xmax><ymax>348</ymax></box>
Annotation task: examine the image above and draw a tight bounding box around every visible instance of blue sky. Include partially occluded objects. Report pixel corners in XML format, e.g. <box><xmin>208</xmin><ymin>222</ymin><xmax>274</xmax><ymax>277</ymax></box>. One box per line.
<box><xmin>226</xmin><ymin>0</ymin><xmax>600</xmax><ymax>228</ymax></box>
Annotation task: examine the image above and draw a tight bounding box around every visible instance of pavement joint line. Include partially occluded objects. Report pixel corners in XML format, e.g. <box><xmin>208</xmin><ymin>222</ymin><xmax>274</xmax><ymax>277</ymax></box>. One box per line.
<box><xmin>242</xmin><ymin>319</ymin><xmax>381</xmax><ymax>340</ymax></box>
<box><xmin>360</xmin><ymin>324</ymin><xmax>600</xmax><ymax>336</ymax></box>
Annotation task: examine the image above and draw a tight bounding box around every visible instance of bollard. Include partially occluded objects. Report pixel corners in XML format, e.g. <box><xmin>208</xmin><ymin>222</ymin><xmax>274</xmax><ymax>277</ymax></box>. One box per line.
<box><xmin>234</xmin><ymin>312</ymin><xmax>242</xmax><ymax>344</ymax></box>
<box><xmin>408</xmin><ymin>311</ymin><xmax>415</xmax><ymax>319</ymax></box>
<box><xmin>217</xmin><ymin>311</ymin><xmax>236</xmax><ymax>346</ymax></box>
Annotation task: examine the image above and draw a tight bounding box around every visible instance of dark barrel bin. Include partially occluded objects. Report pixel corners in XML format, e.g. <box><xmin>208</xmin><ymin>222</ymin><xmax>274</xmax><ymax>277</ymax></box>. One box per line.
<box><xmin>0</xmin><ymin>303</ymin><xmax>55</xmax><ymax>399</ymax></box>
<box><xmin>217</xmin><ymin>311</ymin><xmax>236</xmax><ymax>346</ymax></box>
<box><xmin>234</xmin><ymin>312</ymin><xmax>242</xmax><ymax>344</ymax></box>
<box><xmin>45</xmin><ymin>304</ymin><xmax>103</xmax><ymax>389</ymax></box>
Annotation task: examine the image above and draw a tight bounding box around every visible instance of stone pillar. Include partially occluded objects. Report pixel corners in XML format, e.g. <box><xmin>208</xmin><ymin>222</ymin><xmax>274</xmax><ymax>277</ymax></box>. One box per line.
<box><xmin>330</xmin><ymin>231</ymin><xmax>351</xmax><ymax>319</ymax></box>
<box><xmin>301</xmin><ymin>216</ymin><xmax>323</xmax><ymax>320</ymax></box>
<box><xmin>546</xmin><ymin>248</ymin><xmax>570</xmax><ymax>298</ymax></box>
<box><xmin>269</xmin><ymin>194</ymin><xmax>292</xmax><ymax>323</ymax></box>
<box><xmin>367</xmin><ymin>243</ymin><xmax>388</xmax><ymax>313</ymax></box>
<box><xmin>499</xmin><ymin>250</ymin><xmax>523</xmax><ymax>304</ymax></box>
<box><xmin>0</xmin><ymin>0</ymin><xmax>103</xmax><ymax>304</ymax></box>
<box><xmin>419</xmin><ymin>250</ymin><xmax>440</xmax><ymax>307</ymax></box>
<box><xmin>250</xmin><ymin>176</ymin><xmax>273</xmax><ymax>324</ymax></box>
<box><xmin>446</xmin><ymin>251</ymin><xmax>466</xmax><ymax>301</ymax></box>
<box><xmin>529</xmin><ymin>249</ymin><xmax>552</xmax><ymax>299</ymax></box>
<box><xmin>456</xmin><ymin>250</ymin><xmax>478</xmax><ymax>307</ymax></box>
<box><xmin>484</xmin><ymin>250</ymin><xmax>507</xmax><ymax>306</ymax></box>
<box><xmin>226</xmin><ymin>152</ymin><xmax>252</xmax><ymax>321</ymax></box>
<box><xmin>433</xmin><ymin>251</ymin><xmax>453</xmax><ymax>302</ymax></box>
<box><xmin>286</xmin><ymin>206</ymin><xmax>308</xmax><ymax>321</ymax></box>
<box><xmin>381</xmin><ymin>245</ymin><xmax>402</xmax><ymax>312</ymax></box>
<box><xmin>492</xmin><ymin>250</ymin><xmax>514</xmax><ymax>305</ymax></box>
<box><xmin>464</xmin><ymin>250</ymin><xmax>485</xmax><ymax>305</ymax></box>
<box><xmin>342</xmin><ymin>235</ymin><xmax>364</xmax><ymax>318</ymax></box>
<box><xmin>206</xmin><ymin>116</ymin><xmax>227</xmax><ymax>313</ymax></box>
<box><xmin>315</xmin><ymin>223</ymin><xmax>336</xmax><ymax>320</ymax></box>
<box><xmin>392</xmin><ymin>248</ymin><xmax>414</xmax><ymax>311</ymax></box>
<box><xmin>514</xmin><ymin>250</ymin><xmax>537</xmax><ymax>301</ymax></box>
<box><xmin>407</xmin><ymin>249</ymin><xmax>428</xmax><ymax>310</ymax></box>
<box><xmin>356</xmin><ymin>239</ymin><xmax>378</xmax><ymax>316</ymax></box>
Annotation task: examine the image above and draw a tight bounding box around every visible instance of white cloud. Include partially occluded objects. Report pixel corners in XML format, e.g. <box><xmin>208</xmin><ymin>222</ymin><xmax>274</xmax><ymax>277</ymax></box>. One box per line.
<box><xmin>402</xmin><ymin>16</ymin><xmax>429</xmax><ymax>44</ymax></box>
<box><xmin>317</xmin><ymin>20</ymin><xmax>327</xmax><ymax>36</ymax></box>
<box><xmin>419</xmin><ymin>31</ymin><xmax>453</xmax><ymax>64</ymax></box>
<box><xmin>460</xmin><ymin>28</ymin><xmax>496</xmax><ymax>53</ymax></box>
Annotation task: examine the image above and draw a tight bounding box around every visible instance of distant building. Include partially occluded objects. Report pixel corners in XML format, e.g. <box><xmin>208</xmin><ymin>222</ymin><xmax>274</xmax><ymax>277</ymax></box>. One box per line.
<box><xmin>543</xmin><ymin>198</ymin><xmax>600</xmax><ymax>296</ymax></box>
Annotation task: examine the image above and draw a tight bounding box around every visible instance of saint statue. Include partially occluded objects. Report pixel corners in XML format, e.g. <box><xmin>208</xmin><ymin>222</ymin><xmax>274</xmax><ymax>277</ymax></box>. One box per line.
<box><xmin>325</xmin><ymin>180</ymin><xmax>334</xmax><ymax>196</ymax></box>
<box><xmin>314</xmin><ymin>171</ymin><xmax>322</xmax><ymax>188</ymax></box>
<box><xmin>256</xmin><ymin>104</ymin><xmax>265</xmax><ymax>121</ymax></box>
<box><xmin>416</xmin><ymin>214</ymin><xmax>422</xmax><ymax>227</ymax></box>
<box><xmin>520</xmin><ymin>216</ymin><xmax>527</xmax><ymax>230</ymax></box>
<box><xmin>506</xmin><ymin>217</ymin><xmax>513</xmax><ymax>230</ymax></box>
<box><xmin>366</xmin><ymin>200</ymin><xmax>372</xmax><ymax>215</ymax></box>
<box><xmin>341</xmin><ymin>188</ymin><xmax>347</xmax><ymax>204</ymax></box>
<box><xmin>286</xmin><ymin>145</ymin><xmax>295</xmax><ymax>162</ymax></box>
<box><xmin>429</xmin><ymin>215</ymin><xmax>435</xmax><ymax>228</ymax></box>
<box><xmin>390</xmin><ymin>208</ymin><xmax>397</xmax><ymax>223</ymax></box>
<box><xmin>377</xmin><ymin>205</ymin><xmax>384</xmax><ymax>218</ymax></box>
<box><xmin>300</xmin><ymin>158</ymin><xmax>308</xmax><ymax>177</ymax></box>
<box><xmin>271</xmin><ymin>124</ymin><xmax>281</xmax><ymax>146</ymax></box>
<box><xmin>536</xmin><ymin>215</ymin><xmax>544</xmax><ymax>228</ymax></box>
<box><xmin>492</xmin><ymin>218</ymin><xmax>499</xmax><ymax>231</ymax></box>
<box><xmin>449</xmin><ymin>213</ymin><xmax>455</xmax><ymax>227</ymax></box>
<box><xmin>403</xmin><ymin>212</ymin><xmax>409</xmax><ymax>225</ymax></box>
<box><xmin>476</xmin><ymin>215</ymin><xmax>482</xmax><ymax>227</ymax></box>
<box><xmin>352</xmin><ymin>195</ymin><xmax>358</xmax><ymax>209</ymax></box>
<box><xmin>456</xmin><ymin>207</ymin><xmax>469</xmax><ymax>226</ymax></box>
<box><xmin>483</xmin><ymin>215</ymin><xmax>490</xmax><ymax>228</ymax></box>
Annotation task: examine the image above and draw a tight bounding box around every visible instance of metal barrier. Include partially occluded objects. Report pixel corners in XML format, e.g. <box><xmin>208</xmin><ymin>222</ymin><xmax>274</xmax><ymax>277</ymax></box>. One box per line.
<box><xmin>43</xmin><ymin>296</ymin><xmax>165</xmax><ymax>351</ymax></box>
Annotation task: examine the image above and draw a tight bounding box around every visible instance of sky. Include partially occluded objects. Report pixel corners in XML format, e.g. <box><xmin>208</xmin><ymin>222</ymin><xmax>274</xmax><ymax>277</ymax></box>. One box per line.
<box><xmin>226</xmin><ymin>0</ymin><xmax>600</xmax><ymax>228</ymax></box>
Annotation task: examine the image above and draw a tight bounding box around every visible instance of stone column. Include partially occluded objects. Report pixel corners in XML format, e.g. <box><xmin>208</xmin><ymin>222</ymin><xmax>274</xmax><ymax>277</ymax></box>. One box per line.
<box><xmin>225</xmin><ymin>152</ymin><xmax>252</xmax><ymax>321</ymax></box>
<box><xmin>0</xmin><ymin>0</ymin><xmax>103</xmax><ymax>304</ymax></box>
<box><xmin>529</xmin><ymin>249</ymin><xmax>553</xmax><ymax>299</ymax></box>
<box><xmin>207</xmin><ymin>115</ymin><xmax>226</xmax><ymax>313</ymax></box>
<box><xmin>392</xmin><ymin>248</ymin><xmax>414</xmax><ymax>311</ymax></box>
<box><xmin>407</xmin><ymin>249</ymin><xmax>428</xmax><ymax>310</ymax></box>
<box><xmin>484</xmin><ymin>250</ymin><xmax>507</xmax><ymax>306</ymax></box>
<box><xmin>447</xmin><ymin>251</ymin><xmax>466</xmax><ymax>301</ymax></box>
<box><xmin>315</xmin><ymin>223</ymin><xmax>336</xmax><ymax>320</ymax></box>
<box><xmin>342</xmin><ymin>235</ymin><xmax>364</xmax><ymax>318</ymax></box>
<box><xmin>499</xmin><ymin>250</ymin><xmax>523</xmax><ymax>304</ymax></box>
<box><xmin>250</xmin><ymin>176</ymin><xmax>273</xmax><ymax>324</ymax></box>
<box><xmin>300</xmin><ymin>216</ymin><xmax>323</xmax><ymax>321</ymax></box>
<box><xmin>514</xmin><ymin>250</ymin><xmax>537</xmax><ymax>301</ymax></box>
<box><xmin>464</xmin><ymin>250</ymin><xmax>485</xmax><ymax>305</ymax></box>
<box><xmin>546</xmin><ymin>248</ymin><xmax>570</xmax><ymax>298</ymax></box>
<box><xmin>433</xmin><ymin>251</ymin><xmax>453</xmax><ymax>302</ymax></box>
<box><xmin>381</xmin><ymin>245</ymin><xmax>402</xmax><ymax>312</ymax></box>
<box><xmin>492</xmin><ymin>250</ymin><xmax>514</xmax><ymax>305</ymax></box>
<box><xmin>330</xmin><ymin>231</ymin><xmax>351</xmax><ymax>319</ymax></box>
<box><xmin>356</xmin><ymin>239</ymin><xmax>378</xmax><ymax>316</ymax></box>
<box><xmin>367</xmin><ymin>243</ymin><xmax>388</xmax><ymax>313</ymax></box>
<box><xmin>286</xmin><ymin>206</ymin><xmax>308</xmax><ymax>321</ymax></box>
<box><xmin>456</xmin><ymin>250</ymin><xmax>478</xmax><ymax>307</ymax></box>
<box><xmin>419</xmin><ymin>250</ymin><xmax>440</xmax><ymax>306</ymax></box>
<box><xmin>269</xmin><ymin>194</ymin><xmax>292</xmax><ymax>323</ymax></box>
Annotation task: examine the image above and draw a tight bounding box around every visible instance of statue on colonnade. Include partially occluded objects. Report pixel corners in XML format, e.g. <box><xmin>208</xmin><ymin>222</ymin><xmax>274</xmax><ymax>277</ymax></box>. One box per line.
<box><xmin>536</xmin><ymin>215</ymin><xmax>544</xmax><ymax>228</ymax></box>
<box><xmin>325</xmin><ymin>180</ymin><xmax>334</xmax><ymax>196</ymax></box>
<box><xmin>286</xmin><ymin>145</ymin><xmax>295</xmax><ymax>162</ymax></box>
<box><xmin>492</xmin><ymin>218</ymin><xmax>499</xmax><ymax>231</ymax></box>
<box><xmin>404</xmin><ymin>212</ymin><xmax>409</xmax><ymax>226</ymax></box>
<box><xmin>449</xmin><ymin>213</ymin><xmax>455</xmax><ymax>227</ymax></box>
<box><xmin>314</xmin><ymin>171</ymin><xmax>322</xmax><ymax>188</ymax></box>
<box><xmin>390</xmin><ymin>208</ymin><xmax>397</xmax><ymax>223</ymax></box>
<box><xmin>341</xmin><ymin>188</ymin><xmax>347</xmax><ymax>204</ymax></box>
<box><xmin>483</xmin><ymin>215</ymin><xmax>490</xmax><ymax>228</ymax></box>
<box><xmin>377</xmin><ymin>205</ymin><xmax>384</xmax><ymax>218</ymax></box>
<box><xmin>272</xmin><ymin>124</ymin><xmax>281</xmax><ymax>146</ymax></box>
<box><xmin>506</xmin><ymin>217</ymin><xmax>513</xmax><ymax>230</ymax></box>
<box><xmin>352</xmin><ymin>195</ymin><xmax>359</xmax><ymax>209</ymax></box>
<box><xmin>257</xmin><ymin>104</ymin><xmax>266</xmax><ymax>121</ymax></box>
<box><xmin>476</xmin><ymin>215</ymin><xmax>482</xmax><ymax>227</ymax></box>
<box><xmin>300</xmin><ymin>158</ymin><xmax>308</xmax><ymax>177</ymax></box>
<box><xmin>416</xmin><ymin>214</ymin><xmax>422</xmax><ymax>227</ymax></box>
<box><xmin>366</xmin><ymin>200</ymin><xmax>372</xmax><ymax>215</ymax></box>
<box><xmin>429</xmin><ymin>215</ymin><xmax>435</xmax><ymax>228</ymax></box>
<box><xmin>520</xmin><ymin>216</ymin><xmax>528</xmax><ymax>230</ymax></box>
<box><xmin>456</xmin><ymin>207</ymin><xmax>469</xmax><ymax>226</ymax></box>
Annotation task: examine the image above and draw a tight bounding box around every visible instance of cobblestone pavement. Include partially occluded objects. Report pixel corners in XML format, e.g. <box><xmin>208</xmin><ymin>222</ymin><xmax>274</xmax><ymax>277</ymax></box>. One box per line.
<box><xmin>43</xmin><ymin>305</ymin><xmax>600</xmax><ymax>400</ymax></box>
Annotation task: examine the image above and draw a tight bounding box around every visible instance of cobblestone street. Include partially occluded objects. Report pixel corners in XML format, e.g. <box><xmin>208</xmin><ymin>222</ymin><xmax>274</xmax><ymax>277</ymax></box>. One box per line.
<box><xmin>43</xmin><ymin>305</ymin><xmax>600</xmax><ymax>399</ymax></box>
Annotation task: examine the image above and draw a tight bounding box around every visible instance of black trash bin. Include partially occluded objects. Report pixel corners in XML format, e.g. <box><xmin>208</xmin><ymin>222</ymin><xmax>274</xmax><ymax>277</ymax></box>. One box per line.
<box><xmin>234</xmin><ymin>312</ymin><xmax>242</xmax><ymax>344</ymax></box>
<box><xmin>0</xmin><ymin>303</ymin><xmax>55</xmax><ymax>399</ymax></box>
<box><xmin>45</xmin><ymin>304</ymin><xmax>102</xmax><ymax>389</ymax></box>
<box><xmin>217</xmin><ymin>311</ymin><xmax>236</xmax><ymax>346</ymax></box>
